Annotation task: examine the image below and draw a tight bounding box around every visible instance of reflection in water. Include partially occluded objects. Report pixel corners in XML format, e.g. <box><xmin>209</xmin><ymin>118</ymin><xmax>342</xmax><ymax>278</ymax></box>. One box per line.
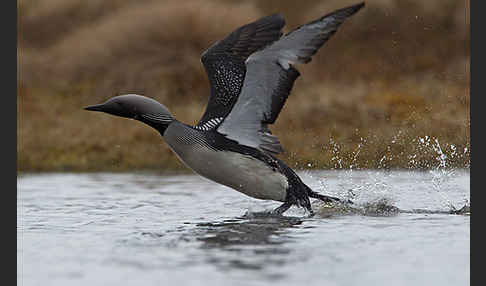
<box><xmin>197</xmin><ymin>213</ymin><xmax>303</xmax><ymax>247</ymax></box>
<box><xmin>192</xmin><ymin>213</ymin><xmax>304</xmax><ymax>273</ymax></box>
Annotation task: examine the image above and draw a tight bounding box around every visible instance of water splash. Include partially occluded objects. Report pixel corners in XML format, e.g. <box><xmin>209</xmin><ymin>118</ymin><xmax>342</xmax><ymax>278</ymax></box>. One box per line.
<box><xmin>322</xmin><ymin>136</ymin><xmax>395</xmax><ymax>204</ymax></box>
<box><xmin>313</xmin><ymin>198</ymin><xmax>470</xmax><ymax>218</ymax></box>
<box><xmin>349</xmin><ymin>137</ymin><xmax>365</xmax><ymax>170</ymax></box>
<box><xmin>329</xmin><ymin>138</ymin><xmax>343</xmax><ymax>169</ymax></box>
<box><xmin>419</xmin><ymin>137</ymin><xmax>468</xmax><ymax>211</ymax></box>
<box><xmin>315</xmin><ymin>134</ymin><xmax>469</xmax><ymax>214</ymax></box>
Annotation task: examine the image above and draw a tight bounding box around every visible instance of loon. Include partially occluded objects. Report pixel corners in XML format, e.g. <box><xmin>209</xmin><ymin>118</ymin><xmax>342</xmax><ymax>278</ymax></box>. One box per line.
<box><xmin>84</xmin><ymin>3</ymin><xmax>365</xmax><ymax>215</ymax></box>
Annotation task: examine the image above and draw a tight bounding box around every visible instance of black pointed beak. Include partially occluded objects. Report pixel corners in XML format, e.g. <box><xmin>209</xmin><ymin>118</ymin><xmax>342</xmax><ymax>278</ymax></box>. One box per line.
<box><xmin>83</xmin><ymin>103</ymin><xmax>106</xmax><ymax>112</ymax></box>
<box><xmin>83</xmin><ymin>101</ymin><xmax>133</xmax><ymax>118</ymax></box>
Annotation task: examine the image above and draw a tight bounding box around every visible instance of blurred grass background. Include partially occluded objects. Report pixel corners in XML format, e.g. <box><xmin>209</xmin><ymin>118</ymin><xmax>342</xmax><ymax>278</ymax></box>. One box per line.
<box><xmin>18</xmin><ymin>0</ymin><xmax>470</xmax><ymax>172</ymax></box>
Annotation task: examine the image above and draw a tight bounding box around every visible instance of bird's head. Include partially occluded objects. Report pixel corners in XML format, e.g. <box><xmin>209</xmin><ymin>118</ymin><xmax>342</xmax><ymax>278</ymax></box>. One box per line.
<box><xmin>84</xmin><ymin>94</ymin><xmax>174</xmax><ymax>135</ymax></box>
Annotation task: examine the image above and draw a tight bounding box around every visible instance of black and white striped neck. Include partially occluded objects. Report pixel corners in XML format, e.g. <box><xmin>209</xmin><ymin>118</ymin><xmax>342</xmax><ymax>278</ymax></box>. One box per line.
<box><xmin>137</xmin><ymin>113</ymin><xmax>174</xmax><ymax>136</ymax></box>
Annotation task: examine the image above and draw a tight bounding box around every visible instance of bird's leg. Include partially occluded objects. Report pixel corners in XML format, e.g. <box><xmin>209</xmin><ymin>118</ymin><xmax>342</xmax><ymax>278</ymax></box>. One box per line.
<box><xmin>318</xmin><ymin>194</ymin><xmax>341</xmax><ymax>203</ymax></box>
<box><xmin>271</xmin><ymin>201</ymin><xmax>292</xmax><ymax>215</ymax></box>
<box><xmin>309</xmin><ymin>191</ymin><xmax>354</xmax><ymax>205</ymax></box>
<box><xmin>305</xmin><ymin>206</ymin><xmax>315</xmax><ymax>217</ymax></box>
<box><xmin>306</xmin><ymin>210</ymin><xmax>315</xmax><ymax>218</ymax></box>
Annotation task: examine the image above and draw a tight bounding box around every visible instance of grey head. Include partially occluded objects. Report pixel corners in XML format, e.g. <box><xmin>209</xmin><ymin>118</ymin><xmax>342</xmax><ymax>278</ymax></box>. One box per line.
<box><xmin>84</xmin><ymin>94</ymin><xmax>174</xmax><ymax>135</ymax></box>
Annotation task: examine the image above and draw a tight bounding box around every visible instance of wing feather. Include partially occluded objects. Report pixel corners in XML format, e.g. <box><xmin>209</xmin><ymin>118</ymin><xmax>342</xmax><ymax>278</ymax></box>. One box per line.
<box><xmin>218</xmin><ymin>3</ymin><xmax>365</xmax><ymax>153</ymax></box>
<box><xmin>196</xmin><ymin>14</ymin><xmax>285</xmax><ymax>129</ymax></box>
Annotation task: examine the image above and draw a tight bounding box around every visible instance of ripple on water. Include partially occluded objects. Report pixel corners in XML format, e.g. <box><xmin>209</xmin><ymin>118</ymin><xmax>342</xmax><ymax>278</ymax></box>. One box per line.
<box><xmin>18</xmin><ymin>170</ymin><xmax>469</xmax><ymax>286</ymax></box>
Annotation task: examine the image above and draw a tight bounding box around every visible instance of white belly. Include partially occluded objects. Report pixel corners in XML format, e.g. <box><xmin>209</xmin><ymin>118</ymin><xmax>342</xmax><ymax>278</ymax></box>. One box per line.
<box><xmin>167</xmin><ymin>141</ymin><xmax>288</xmax><ymax>202</ymax></box>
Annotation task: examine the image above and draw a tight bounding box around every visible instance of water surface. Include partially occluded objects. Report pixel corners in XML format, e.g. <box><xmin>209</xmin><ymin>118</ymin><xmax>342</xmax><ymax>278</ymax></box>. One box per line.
<box><xmin>18</xmin><ymin>170</ymin><xmax>470</xmax><ymax>286</ymax></box>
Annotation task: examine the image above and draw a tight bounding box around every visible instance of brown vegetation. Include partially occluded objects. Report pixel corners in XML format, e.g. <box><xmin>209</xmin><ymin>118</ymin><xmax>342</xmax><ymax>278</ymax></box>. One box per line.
<box><xmin>18</xmin><ymin>0</ymin><xmax>470</xmax><ymax>172</ymax></box>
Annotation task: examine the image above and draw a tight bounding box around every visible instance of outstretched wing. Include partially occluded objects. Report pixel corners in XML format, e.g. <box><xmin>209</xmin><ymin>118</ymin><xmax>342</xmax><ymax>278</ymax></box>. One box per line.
<box><xmin>217</xmin><ymin>2</ymin><xmax>365</xmax><ymax>153</ymax></box>
<box><xmin>196</xmin><ymin>14</ymin><xmax>285</xmax><ymax>131</ymax></box>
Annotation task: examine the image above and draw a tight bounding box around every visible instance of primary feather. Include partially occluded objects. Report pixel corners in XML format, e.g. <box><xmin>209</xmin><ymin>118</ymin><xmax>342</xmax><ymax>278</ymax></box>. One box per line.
<box><xmin>217</xmin><ymin>2</ymin><xmax>365</xmax><ymax>154</ymax></box>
